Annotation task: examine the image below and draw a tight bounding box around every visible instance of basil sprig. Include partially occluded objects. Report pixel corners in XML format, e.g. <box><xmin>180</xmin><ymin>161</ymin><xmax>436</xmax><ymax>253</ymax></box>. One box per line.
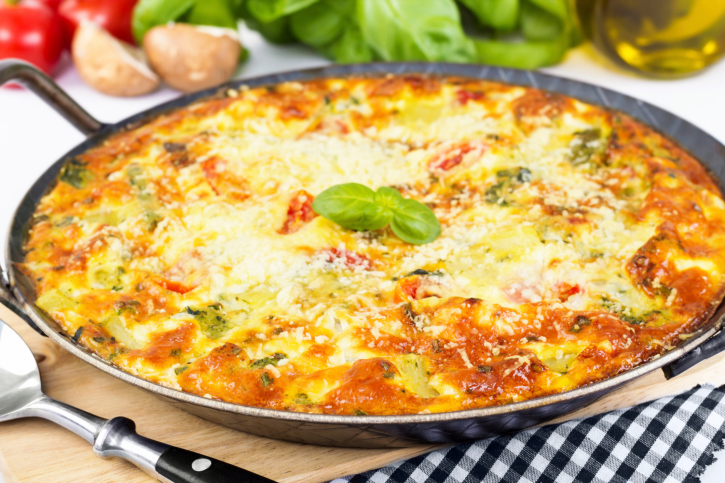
<box><xmin>312</xmin><ymin>183</ymin><xmax>441</xmax><ymax>245</ymax></box>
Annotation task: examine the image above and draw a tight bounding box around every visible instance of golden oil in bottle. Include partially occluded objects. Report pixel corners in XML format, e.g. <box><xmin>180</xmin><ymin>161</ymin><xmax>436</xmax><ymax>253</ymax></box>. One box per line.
<box><xmin>575</xmin><ymin>0</ymin><xmax>725</xmax><ymax>77</ymax></box>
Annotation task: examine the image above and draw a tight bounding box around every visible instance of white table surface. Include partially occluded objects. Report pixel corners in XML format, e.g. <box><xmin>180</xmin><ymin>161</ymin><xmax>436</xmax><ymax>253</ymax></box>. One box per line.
<box><xmin>1</xmin><ymin>26</ymin><xmax>724</xmax><ymax>482</ymax></box>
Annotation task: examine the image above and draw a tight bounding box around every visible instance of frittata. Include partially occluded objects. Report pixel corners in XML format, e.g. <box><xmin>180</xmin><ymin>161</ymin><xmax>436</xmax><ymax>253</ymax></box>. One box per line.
<box><xmin>21</xmin><ymin>75</ymin><xmax>725</xmax><ymax>415</ymax></box>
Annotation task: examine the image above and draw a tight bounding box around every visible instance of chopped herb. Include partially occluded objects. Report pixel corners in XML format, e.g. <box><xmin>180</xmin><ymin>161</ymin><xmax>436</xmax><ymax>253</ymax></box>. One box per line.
<box><xmin>383</xmin><ymin>372</ymin><xmax>395</xmax><ymax>379</ymax></box>
<box><xmin>145</xmin><ymin>212</ymin><xmax>163</xmax><ymax>231</ymax></box>
<box><xmin>72</xmin><ymin>326</ymin><xmax>84</xmax><ymax>343</ymax></box>
<box><xmin>294</xmin><ymin>393</ymin><xmax>313</xmax><ymax>405</ymax></box>
<box><xmin>174</xmin><ymin>365</ymin><xmax>189</xmax><ymax>375</ymax></box>
<box><xmin>92</xmin><ymin>336</ymin><xmax>106</xmax><ymax>343</ymax></box>
<box><xmin>381</xmin><ymin>361</ymin><xmax>391</xmax><ymax>371</ymax></box>
<box><xmin>477</xmin><ymin>365</ymin><xmax>492</xmax><ymax>373</ymax></box>
<box><xmin>231</xmin><ymin>346</ymin><xmax>242</xmax><ymax>355</ymax></box>
<box><xmin>261</xmin><ymin>372</ymin><xmax>273</xmax><ymax>387</ymax></box>
<box><xmin>249</xmin><ymin>353</ymin><xmax>286</xmax><ymax>369</ymax></box>
<box><xmin>55</xmin><ymin>216</ymin><xmax>74</xmax><ymax>227</ymax></box>
<box><xmin>620</xmin><ymin>314</ymin><xmax>645</xmax><ymax>325</ymax></box>
<box><xmin>59</xmin><ymin>159</ymin><xmax>94</xmax><ymax>189</ymax></box>
<box><xmin>576</xmin><ymin>315</ymin><xmax>591</xmax><ymax>325</ymax></box>
<box><xmin>185</xmin><ymin>304</ymin><xmax>229</xmax><ymax>339</ymax></box>
<box><xmin>170</xmin><ymin>348</ymin><xmax>181</xmax><ymax>357</ymax></box>
<box><xmin>353</xmin><ymin>409</ymin><xmax>367</xmax><ymax>416</ymax></box>
<box><xmin>569</xmin><ymin>129</ymin><xmax>605</xmax><ymax>166</ymax></box>
<box><xmin>406</xmin><ymin>268</ymin><xmax>431</xmax><ymax>277</ymax></box>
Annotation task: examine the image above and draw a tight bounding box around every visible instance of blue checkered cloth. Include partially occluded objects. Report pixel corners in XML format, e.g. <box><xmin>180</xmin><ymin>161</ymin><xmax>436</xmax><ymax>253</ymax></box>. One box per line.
<box><xmin>331</xmin><ymin>385</ymin><xmax>725</xmax><ymax>483</ymax></box>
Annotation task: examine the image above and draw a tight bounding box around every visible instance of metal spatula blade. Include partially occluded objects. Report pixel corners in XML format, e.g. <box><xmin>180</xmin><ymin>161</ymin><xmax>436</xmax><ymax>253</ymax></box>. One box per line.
<box><xmin>0</xmin><ymin>319</ymin><xmax>274</xmax><ymax>483</ymax></box>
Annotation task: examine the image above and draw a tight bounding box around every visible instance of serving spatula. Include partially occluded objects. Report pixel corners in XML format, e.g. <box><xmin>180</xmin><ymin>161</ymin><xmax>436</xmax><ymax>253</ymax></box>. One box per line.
<box><xmin>0</xmin><ymin>317</ymin><xmax>274</xmax><ymax>483</ymax></box>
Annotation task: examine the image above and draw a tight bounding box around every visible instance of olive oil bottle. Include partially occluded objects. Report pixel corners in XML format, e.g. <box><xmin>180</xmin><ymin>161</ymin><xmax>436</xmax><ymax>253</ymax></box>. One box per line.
<box><xmin>575</xmin><ymin>0</ymin><xmax>725</xmax><ymax>77</ymax></box>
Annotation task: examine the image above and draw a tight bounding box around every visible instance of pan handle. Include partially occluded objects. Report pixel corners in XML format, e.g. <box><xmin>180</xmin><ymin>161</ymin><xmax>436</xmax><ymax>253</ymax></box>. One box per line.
<box><xmin>0</xmin><ymin>59</ymin><xmax>104</xmax><ymax>137</ymax></box>
<box><xmin>0</xmin><ymin>58</ymin><xmax>103</xmax><ymax>338</ymax></box>
<box><xmin>0</xmin><ymin>269</ymin><xmax>46</xmax><ymax>337</ymax></box>
<box><xmin>662</xmin><ymin>328</ymin><xmax>725</xmax><ymax>379</ymax></box>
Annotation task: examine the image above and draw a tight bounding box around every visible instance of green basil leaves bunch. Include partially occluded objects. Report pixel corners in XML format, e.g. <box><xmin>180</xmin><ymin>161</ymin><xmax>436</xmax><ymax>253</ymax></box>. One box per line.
<box><xmin>240</xmin><ymin>0</ymin><xmax>579</xmax><ymax>69</ymax></box>
<box><xmin>312</xmin><ymin>183</ymin><xmax>441</xmax><ymax>245</ymax></box>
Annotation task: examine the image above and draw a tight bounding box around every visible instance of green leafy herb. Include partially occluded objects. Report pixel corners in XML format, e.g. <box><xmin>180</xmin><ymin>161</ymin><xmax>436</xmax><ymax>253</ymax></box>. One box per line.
<box><xmin>249</xmin><ymin>352</ymin><xmax>287</xmax><ymax>369</ymax></box>
<box><xmin>290</xmin><ymin>0</ymin><xmax>375</xmax><ymax>63</ymax></box>
<box><xmin>174</xmin><ymin>365</ymin><xmax>189</xmax><ymax>375</ymax></box>
<box><xmin>261</xmin><ymin>372</ymin><xmax>274</xmax><ymax>387</ymax></box>
<box><xmin>312</xmin><ymin>183</ymin><xmax>441</xmax><ymax>245</ymax></box>
<box><xmin>353</xmin><ymin>409</ymin><xmax>367</xmax><ymax>416</ymax></box>
<box><xmin>569</xmin><ymin>129</ymin><xmax>605</xmax><ymax>166</ymax></box>
<box><xmin>358</xmin><ymin>0</ymin><xmax>476</xmax><ymax>62</ymax></box>
<box><xmin>477</xmin><ymin>365</ymin><xmax>492</xmax><ymax>373</ymax></box>
<box><xmin>293</xmin><ymin>393</ymin><xmax>314</xmax><ymax>405</ymax></box>
<box><xmin>132</xmin><ymin>0</ymin><xmax>195</xmax><ymax>44</ymax></box>
<box><xmin>185</xmin><ymin>304</ymin><xmax>229</xmax><ymax>339</ymax></box>
<box><xmin>247</xmin><ymin>0</ymin><xmax>319</xmax><ymax>22</ymax></box>
<box><xmin>59</xmin><ymin>159</ymin><xmax>94</xmax><ymax>190</ymax></box>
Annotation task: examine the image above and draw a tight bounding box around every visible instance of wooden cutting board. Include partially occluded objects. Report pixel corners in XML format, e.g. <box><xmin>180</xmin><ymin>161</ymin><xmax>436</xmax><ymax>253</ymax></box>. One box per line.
<box><xmin>0</xmin><ymin>303</ymin><xmax>724</xmax><ymax>483</ymax></box>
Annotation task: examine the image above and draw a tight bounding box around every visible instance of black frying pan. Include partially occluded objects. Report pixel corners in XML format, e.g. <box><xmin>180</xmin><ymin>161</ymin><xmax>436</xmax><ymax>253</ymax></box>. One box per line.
<box><xmin>1</xmin><ymin>59</ymin><xmax>724</xmax><ymax>448</ymax></box>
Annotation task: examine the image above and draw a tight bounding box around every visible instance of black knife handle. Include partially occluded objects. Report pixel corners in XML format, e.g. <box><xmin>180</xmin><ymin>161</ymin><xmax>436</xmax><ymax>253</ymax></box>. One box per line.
<box><xmin>156</xmin><ymin>447</ymin><xmax>276</xmax><ymax>483</ymax></box>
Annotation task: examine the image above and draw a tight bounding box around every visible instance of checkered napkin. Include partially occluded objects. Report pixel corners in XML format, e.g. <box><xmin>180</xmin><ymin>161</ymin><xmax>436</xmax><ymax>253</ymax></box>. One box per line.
<box><xmin>331</xmin><ymin>385</ymin><xmax>725</xmax><ymax>483</ymax></box>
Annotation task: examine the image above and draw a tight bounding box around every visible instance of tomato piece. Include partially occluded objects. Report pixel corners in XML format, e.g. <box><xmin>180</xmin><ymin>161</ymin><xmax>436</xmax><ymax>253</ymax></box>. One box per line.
<box><xmin>58</xmin><ymin>0</ymin><xmax>137</xmax><ymax>44</ymax></box>
<box><xmin>456</xmin><ymin>89</ymin><xmax>485</xmax><ymax>105</ymax></box>
<box><xmin>324</xmin><ymin>248</ymin><xmax>372</xmax><ymax>271</ymax></box>
<box><xmin>0</xmin><ymin>1</ymin><xmax>65</xmax><ymax>76</ymax></box>
<box><xmin>428</xmin><ymin>142</ymin><xmax>484</xmax><ymax>172</ymax></box>
<box><xmin>555</xmin><ymin>282</ymin><xmax>582</xmax><ymax>302</ymax></box>
<box><xmin>394</xmin><ymin>275</ymin><xmax>442</xmax><ymax>303</ymax></box>
<box><xmin>31</xmin><ymin>0</ymin><xmax>62</xmax><ymax>10</ymax></box>
<box><xmin>278</xmin><ymin>190</ymin><xmax>317</xmax><ymax>234</ymax></box>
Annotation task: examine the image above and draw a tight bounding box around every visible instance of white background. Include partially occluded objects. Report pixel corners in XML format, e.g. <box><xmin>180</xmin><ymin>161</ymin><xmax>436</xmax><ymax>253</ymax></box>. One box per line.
<box><xmin>1</xmin><ymin>26</ymin><xmax>724</xmax><ymax>481</ymax></box>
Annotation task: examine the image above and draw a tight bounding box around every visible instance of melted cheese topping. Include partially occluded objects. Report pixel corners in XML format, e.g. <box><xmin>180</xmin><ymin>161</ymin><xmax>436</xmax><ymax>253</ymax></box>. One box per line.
<box><xmin>22</xmin><ymin>76</ymin><xmax>725</xmax><ymax>415</ymax></box>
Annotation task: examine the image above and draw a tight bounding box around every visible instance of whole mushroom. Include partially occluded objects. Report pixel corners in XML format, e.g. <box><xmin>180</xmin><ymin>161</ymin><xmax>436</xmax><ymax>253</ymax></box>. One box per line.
<box><xmin>72</xmin><ymin>21</ymin><xmax>160</xmax><ymax>97</ymax></box>
<box><xmin>143</xmin><ymin>24</ymin><xmax>242</xmax><ymax>93</ymax></box>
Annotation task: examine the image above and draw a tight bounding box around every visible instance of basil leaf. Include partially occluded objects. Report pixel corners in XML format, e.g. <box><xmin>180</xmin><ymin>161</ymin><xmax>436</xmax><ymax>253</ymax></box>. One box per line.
<box><xmin>247</xmin><ymin>0</ymin><xmax>320</xmax><ymax>23</ymax></box>
<box><xmin>357</xmin><ymin>0</ymin><xmax>477</xmax><ymax>62</ymax></box>
<box><xmin>312</xmin><ymin>183</ymin><xmax>392</xmax><ymax>231</ymax></box>
<box><xmin>292</xmin><ymin>0</ymin><xmax>375</xmax><ymax>62</ymax></box>
<box><xmin>290</xmin><ymin>1</ymin><xmax>344</xmax><ymax>48</ymax></box>
<box><xmin>313</xmin><ymin>183</ymin><xmax>441</xmax><ymax>244</ymax></box>
<box><xmin>325</xmin><ymin>25</ymin><xmax>376</xmax><ymax>63</ymax></box>
<box><xmin>390</xmin><ymin>199</ymin><xmax>441</xmax><ymax>245</ymax></box>
<box><xmin>132</xmin><ymin>0</ymin><xmax>195</xmax><ymax>44</ymax></box>
<box><xmin>238</xmin><ymin>2</ymin><xmax>297</xmax><ymax>44</ymax></box>
<box><xmin>185</xmin><ymin>0</ymin><xmax>239</xmax><ymax>30</ymax></box>
<box><xmin>374</xmin><ymin>186</ymin><xmax>404</xmax><ymax>210</ymax></box>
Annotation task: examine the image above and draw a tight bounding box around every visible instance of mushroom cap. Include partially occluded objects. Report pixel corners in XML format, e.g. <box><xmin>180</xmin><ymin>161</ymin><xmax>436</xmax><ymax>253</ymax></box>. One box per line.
<box><xmin>143</xmin><ymin>24</ymin><xmax>242</xmax><ymax>93</ymax></box>
<box><xmin>72</xmin><ymin>21</ymin><xmax>160</xmax><ymax>97</ymax></box>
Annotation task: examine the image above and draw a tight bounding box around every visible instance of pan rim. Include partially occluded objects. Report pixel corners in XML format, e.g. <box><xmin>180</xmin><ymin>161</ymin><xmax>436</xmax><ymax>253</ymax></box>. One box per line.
<box><xmin>7</xmin><ymin>61</ymin><xmax>725</xmax><ymax>426</ymax></box>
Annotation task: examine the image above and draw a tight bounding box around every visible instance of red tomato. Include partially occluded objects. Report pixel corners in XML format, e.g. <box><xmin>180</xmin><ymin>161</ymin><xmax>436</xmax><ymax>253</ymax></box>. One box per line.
<box><xmin>0</xmin><ymin>1</ymin><xmax>65</xmax><ymax>76</ymax></box>
<box><xmin>31</xmin><ymin>0</ymin><xmax>63</xmax><ymax>10</ymax></box>
<box><xmin>58</xmin><ymin>0</ymin><xmax>137</xmax><ymax>45</ymax></box>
